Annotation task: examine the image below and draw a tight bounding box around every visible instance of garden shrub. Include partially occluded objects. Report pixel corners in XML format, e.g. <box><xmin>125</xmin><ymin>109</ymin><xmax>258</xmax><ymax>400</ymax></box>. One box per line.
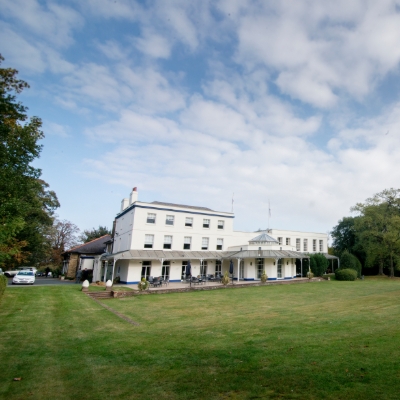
<box><xmin>340</xmin><ymin>251</ymin><xmax>362</xmax><ymax>278</ymax></box>
<box><xmin>260</xmin><ymin>271</ymin><xmax>268</xmax><ymax>283</ymax></box>
<box><xmin>221</xmin><ymin>271</ymin><xmax>230</xmax><ymax>285</ymax></box>
<box><xmin>138</xmin><ymin>277</ymin><xmax>149</xmax><ymax>291</ymax></box>
<box><xmin>335</xmin><ymin>268</ymin><xmax>357</xmax><ymax>281</ymax></box>
<box><xmin>0</xmin><ymin>275</ymin><xmax>7</xmax><ymax>301</ymax></box>
<box><xmin>309</xmin><ymin>253</ymin><xmax>329</xmax><ymax>277</ymax></box>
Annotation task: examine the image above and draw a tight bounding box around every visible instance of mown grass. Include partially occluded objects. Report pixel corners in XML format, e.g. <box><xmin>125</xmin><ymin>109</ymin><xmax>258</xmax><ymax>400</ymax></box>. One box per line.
<box><xmin>1</xmin><ymin>278</ymin><xmax>400</xmax><ymax>399</ymax></box>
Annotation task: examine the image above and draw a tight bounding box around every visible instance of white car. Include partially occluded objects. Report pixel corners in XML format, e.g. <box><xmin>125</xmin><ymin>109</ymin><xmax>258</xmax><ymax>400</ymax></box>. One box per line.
<box><xmin>5</xmin><ymin>266</ymin><xmax>37</xmax><ymax>278</ymax></box>
<box><xmin>12</xmin><ymin>270</ymin><xmax>35</xmax><ymax>285</ymax></box>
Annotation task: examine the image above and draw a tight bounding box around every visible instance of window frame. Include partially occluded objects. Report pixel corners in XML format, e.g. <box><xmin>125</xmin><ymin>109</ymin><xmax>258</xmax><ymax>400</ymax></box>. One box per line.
<box><xmin>313</xmin><ymin>239</ymin><xmax>317</xmax><ymax>252</ymax></box>
<box><xmin>278</xmin><ymin>237</ymin><xmax>283</xmax><ymax>245</ymax></box>
<box><xmin>146</xmin><ymin>213</ymin><xmax>156</xmax><ymax>224</ymax></box>
<box><xmin>286</xmin><ymin>237</ymin><xmax>291</xmax><ymax>246</ymax></box>
<box><xmin>165</xmin><ymin>215</ymin><xmax>174</xmax><ymax>226</ymax></box>
<box><xmin>203</xmin><ymin>219</ymin><xmax>210</xmax><ymax>228</ymax></box>
<box><xmin>216</xmin><ymin>238</ymin><xmax>223</xmax><ymax>250</ymax></box>
<box><xmin>185</xmin><ymin>217</ymin><xmax>193</xmax><ymax>227</ymax></box>
<box><xmin>183</xmin><ymin>236</ymin><xmax>191</xmax><ymax>250</ymax></box>
<box><xmin>303</xmin><ymin>239</ymin><xmax>308</xmax><ymax>252</ymax></box>
<box><xmin>163</xmin><ymin>235</ymin><xmax>172</xmax><ymax>249</ymax></box>
<box><xmin>201</xmin><ymin>237</ymin><xmax>209</xmax><ymax>250</ymax></box>
<box><xmin>144</xmin><ymin>234</ymin><xmax>154</xmax><ymax>249</ymax></box>
<box><xmin>319</xmin><ymin>240</ymin><xmax>323</xmax><ymax>252</ymax></box>
<box><xmin>217</xmin><ymin>220</ymin><xmax>224</xmax><ymax>229</ymax></box>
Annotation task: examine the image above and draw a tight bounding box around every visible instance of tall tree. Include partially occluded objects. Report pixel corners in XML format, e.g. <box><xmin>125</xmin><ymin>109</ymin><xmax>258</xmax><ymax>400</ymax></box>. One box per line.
<box><xmin>79</xmin><ymin>226</ymin><xmax>111</xmax><ymax>243</ymax></box>
<box><xmin>47</xmin><ymin>218</ymin><xmax>80</xmax><ymax>267</ymax></box>
<box><xmin>331</xmin><ymin>216</ymin><xmax>358</xmax><ymax>256</ymax></box>
<box><xmin>0</xmin><ymin>55</ymin><xmax>59</xmax><ymax>267</ymax></box>
<box><xmin>352</xmin><ymin>189</ymin><xmax>400</xmax><ymax>278</ymax></box>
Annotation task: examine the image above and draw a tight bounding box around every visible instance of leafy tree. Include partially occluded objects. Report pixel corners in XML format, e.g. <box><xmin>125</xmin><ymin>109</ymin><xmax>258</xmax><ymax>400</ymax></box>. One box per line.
<box><xmin>79</xmin><ymin>226</ymin><xmax>111</xmax><ymax>243</ymax></box>
<box><xmin>339</xmin><ymin>251</ymin><xmax>361</xmax><ymax>278</ymax></box>
<box><xmin>352</xmin><ymin>189</ymin><xmax>400</xmax><ymax>278</ymax></box>
<box><xmin>331</xmin><ymin>217</ymin><xmax>358</xmax><ymax>256</ymax></box>
<box><xmin>0</xmin><ymin>55</ymin><xmax>59</xmax><ymax>267</ymax></box>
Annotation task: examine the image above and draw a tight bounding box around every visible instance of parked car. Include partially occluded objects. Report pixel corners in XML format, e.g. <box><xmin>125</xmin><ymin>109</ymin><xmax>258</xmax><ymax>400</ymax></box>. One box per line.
<box><xmin>5</xmin><ymin>267</ymin><xmax>37</xmax><ymax>278</ymax></box>
<box><xmin>12</xmin><ymin>270</ymin><xmax>35</xmax><ymax>285</ymax></box>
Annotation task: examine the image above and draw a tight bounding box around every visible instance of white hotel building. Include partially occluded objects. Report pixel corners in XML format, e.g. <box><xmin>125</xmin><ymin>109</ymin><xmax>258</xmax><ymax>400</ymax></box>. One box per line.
<box><xmin>96</xmin><ymin>188</ymin><xmax>330</xmax><ymax>284</ymax></box>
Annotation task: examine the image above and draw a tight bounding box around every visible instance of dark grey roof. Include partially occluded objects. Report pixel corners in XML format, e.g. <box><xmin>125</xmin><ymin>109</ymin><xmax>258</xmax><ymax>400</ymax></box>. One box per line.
<box><xmin>249</xmin><ymin>233</ymin><xmax>278</xmax><ymax>243</ymax></box>
<box><xmin>151</xmin><ymin>201</ymin><xmax>214</xmax><ymax>212</ymax></box>
<box><xmin>323</xmin><ymin>253</ymin><xmax>339</xmax><ymax>260</ymax></box>
<box><xmin>64</xmin><ymin>235</ymin><xmax>112</xmax><ymax>255</ymax></box>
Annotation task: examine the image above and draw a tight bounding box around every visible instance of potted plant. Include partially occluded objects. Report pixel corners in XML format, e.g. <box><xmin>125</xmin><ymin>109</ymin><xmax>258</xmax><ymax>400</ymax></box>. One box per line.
<box><xmin>261</xmin><ymin>271</ymin><xmax>268</xmax><ymax>283</ymax></box>
<box><xmin>221</xmin><ymin>271</ymin><xmax>230</xmax><ymax>286</ymax></box>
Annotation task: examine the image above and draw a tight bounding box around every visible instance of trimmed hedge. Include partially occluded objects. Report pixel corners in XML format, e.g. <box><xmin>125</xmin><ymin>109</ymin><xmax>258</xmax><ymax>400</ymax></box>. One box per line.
<box><xmin>0</xmin><ymin>275</ymin><xmax>7</xmax><ymax>301</ymax></box>
<box><xmin>340</xmin><ymin>251</ymin><xmax>362</xmax><ymax>278</ymax></box>
<box><xmin>308</xmin><ymin>253</ymin><xmax>329</xmax><ymax>277</ymax></box>
<box><xmin>335</xmin><ymin>268</ymin><xmax>357</xmax><ymax>281</ymax></box>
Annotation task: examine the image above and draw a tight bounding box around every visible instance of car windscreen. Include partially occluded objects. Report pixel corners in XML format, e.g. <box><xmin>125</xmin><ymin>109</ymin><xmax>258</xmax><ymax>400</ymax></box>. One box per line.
<box><xmin>17</xmin><ymin>271</ymin><xmax>34</xmax><ymax>276</ymax></box>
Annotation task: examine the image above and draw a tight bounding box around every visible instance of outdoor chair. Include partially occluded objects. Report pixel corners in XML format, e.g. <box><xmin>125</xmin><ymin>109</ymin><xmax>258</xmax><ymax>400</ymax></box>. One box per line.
<box><xmin>191</xmin><ymin>276</ymin><xmax>200</xmax><ymax>285</ymax></box>
<box><xmin>148</xmin><ymin>276</ymin><xmax>154</xmax><ymax>286</ymax></box>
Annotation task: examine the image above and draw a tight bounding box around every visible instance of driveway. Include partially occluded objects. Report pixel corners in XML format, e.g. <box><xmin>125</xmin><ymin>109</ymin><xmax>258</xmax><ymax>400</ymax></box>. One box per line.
<box><xmin>7</xmin><ymin>277</ymin><xmax>78</xmax><ymax>286</ymax></box>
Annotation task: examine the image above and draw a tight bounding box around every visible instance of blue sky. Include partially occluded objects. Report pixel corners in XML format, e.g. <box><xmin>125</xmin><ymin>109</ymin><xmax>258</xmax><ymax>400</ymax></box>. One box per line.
<box><xmin>2</xmin><ymin>0</ymin><xmax>400</xmax><ymax>239</ymax></box>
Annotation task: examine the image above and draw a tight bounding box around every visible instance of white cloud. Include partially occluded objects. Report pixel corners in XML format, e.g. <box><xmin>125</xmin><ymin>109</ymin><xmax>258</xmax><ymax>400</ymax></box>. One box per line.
<box><xmin>134</xmin><ymin>30</ymin><xmax>172</xmax><ymax>59</ymax></box>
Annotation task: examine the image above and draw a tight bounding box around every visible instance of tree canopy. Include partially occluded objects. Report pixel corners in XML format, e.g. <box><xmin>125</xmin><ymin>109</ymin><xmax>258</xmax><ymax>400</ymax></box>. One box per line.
<box><xmin>332</xmin><ymin>188</ymin><xmax>400</xmax><ymax>277</ymax></box>
<box><xmin>79</xmin><ymin>226</ymin><xmax>111</xmax><ymax>243</ymax></box>
<box><xmin>0</xmin><ymin>55</ymin><xmax>59</xmax><ymax>268</ymax></box>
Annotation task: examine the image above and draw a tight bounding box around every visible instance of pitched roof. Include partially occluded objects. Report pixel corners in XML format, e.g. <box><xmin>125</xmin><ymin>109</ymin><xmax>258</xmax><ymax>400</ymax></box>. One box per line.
<box><xmin>64</xmin><ymin>235</ymin><xmax>112</xmax><ymax>255</ymax></box>
<box><xmin>249</xmin><ymin>233</ymin><xmax>279</xmax><ymax>243</ymax></box>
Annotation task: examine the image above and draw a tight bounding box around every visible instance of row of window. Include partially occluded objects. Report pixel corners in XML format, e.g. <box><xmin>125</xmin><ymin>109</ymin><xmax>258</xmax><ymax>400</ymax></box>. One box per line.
<box><xmin>277</xmin><ymin>237</ymin><xmax>324</xmax><ymax>252</ymax></box>
<box><xmin>146</xmin><ymin>213</ymin><xmax>225</xmax><ymax>229</ymax></box>
<box><xmin>141</xmin><ymin>260</ymin><xmax>223</xmax><ymax>280</ymax></box>
<box><xmin>144</xmin><ymin>235</ymin><xmax>224</xmax><ymax>250</ymax></box>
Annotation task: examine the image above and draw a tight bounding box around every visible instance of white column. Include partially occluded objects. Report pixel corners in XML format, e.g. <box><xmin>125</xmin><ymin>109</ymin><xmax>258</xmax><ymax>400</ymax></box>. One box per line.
<box><xmin>103</xmin><ymin>261</ymin><xmax>108</xmax><ymax>282</ymax></box>
<box><xmin>110</xmin><ymin>259</ymin><xmax>116</xmax><ymax>283</ymax></box>
<box><xmin>237</xmin><ymin>258</ymin><xmax>241</xmax><ymax>281</ymax></box>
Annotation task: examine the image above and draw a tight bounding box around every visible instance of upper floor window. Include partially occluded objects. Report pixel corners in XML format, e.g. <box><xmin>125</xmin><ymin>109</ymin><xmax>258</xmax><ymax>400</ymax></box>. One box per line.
<box><xmin>144</xmin><ymin>234</ymin><xmax>154</xmax><ymax>249</ymax></box>
<box><xmin>203</xmin><ymin>219</ymin><xmax>210</xmax><ymax>228</ymax></box>
<box><xmin>216</xmin><ymin>238</ymin><xmax>223</xmax><ymax>250</ymax></box>
<box><xmin>202</xmin><ymin>237</ymin><xmax>209</xmax><ymax>250</ymax></box>
<box><xmin>185</xmin><ymin>217</ymin><xmax>193</xmax><ymax>227</ymax></box>
<box><xmin>313</xmin><ymin>239</ymin><xmax>317</xmax><ymax>252</ymax></box>
<box><xmin>184</xmin><ymin>236</ymin><xmax>191</xmax><ymax>250</ymax></box>
<box><xmin>163</xmin><ymin>235</ymin><xmax>172</xmax><ymax>249</ymax></box>
<box><xmin>147</xmin><ymin>213</ymin><xmax>156</xmax><ymax>224</ymax></box>
<box><xmin>296</xmin><ymin>238</ymin><xmax>300</xmax><ymax>251</ymax></box>
<box><xmin>286</xmin><ymin>238</ymin><xmax>291</xmax><ymax>246</ymax></box>
<box><xmin>319</xmin><ymin>240</ymin><xmax>323</xmax><ymax>252</ymax></box>
<box><xmin>218</xmin><ymin>220</ymin><xmax>224</xmax><ymax>229</ymax></box>
<box><xmin>303</xmin><ymin>239</ymin><xmax>308</xmax><ymax>252</ymax></box>
<box><xmin>165</xmin><ymin>215</ymin><xmax>174</xmax><ymax>226</ymax></box>
<box><xmin>278</xmin><ymin>237</ymin><xmax>283</xmax><ymax>245</ymax></box>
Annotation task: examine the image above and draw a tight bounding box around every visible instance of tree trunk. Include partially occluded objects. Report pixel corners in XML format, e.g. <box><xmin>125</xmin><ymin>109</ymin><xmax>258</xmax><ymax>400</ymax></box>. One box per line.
<box><xmin>390</xmin><ymin>253</ymin><xmax>394</xmax><ymax>278</ymax></box>
<box><xmin>378</xmin><ymin>259</ymin><xmax>384</xmax><ymax>275</ymax></box>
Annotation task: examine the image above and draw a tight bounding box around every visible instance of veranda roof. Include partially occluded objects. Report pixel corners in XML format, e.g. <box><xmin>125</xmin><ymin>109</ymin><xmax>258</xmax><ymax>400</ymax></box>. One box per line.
<box><xmin>103</xmin><ymin>249</ymin><xmax>310</xmax><ymax>261</ymax></box>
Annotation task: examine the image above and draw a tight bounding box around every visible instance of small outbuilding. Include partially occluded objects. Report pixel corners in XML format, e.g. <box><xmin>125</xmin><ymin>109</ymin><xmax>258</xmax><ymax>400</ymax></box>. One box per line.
<box><xmin>62</xmin><ymin>235</ymin><xmax>112</xmax><ymax>279</ymax></box>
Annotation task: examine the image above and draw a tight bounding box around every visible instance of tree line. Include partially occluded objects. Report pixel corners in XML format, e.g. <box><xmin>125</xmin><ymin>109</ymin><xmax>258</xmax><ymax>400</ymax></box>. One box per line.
<box><xmin>331</xmin><ymin>188</ymin><xmax>400</xmax><ymax>278</ymax></box>
<box><xmin>0</xmin><ymin>55</ymin><xmax>110</xmax><ymax>271</ymax></box>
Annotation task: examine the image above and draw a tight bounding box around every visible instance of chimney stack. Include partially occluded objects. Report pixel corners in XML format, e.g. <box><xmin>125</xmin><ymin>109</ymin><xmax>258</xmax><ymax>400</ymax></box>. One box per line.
<box><xmin>129</xmin><ymin>187</ymin><xmax>138</xmax><ymax>204</ymax></box>
<box><xmin>121</xmin><ymin>198</ymin><xmax>129</xmax><ymax>212</ymax></box>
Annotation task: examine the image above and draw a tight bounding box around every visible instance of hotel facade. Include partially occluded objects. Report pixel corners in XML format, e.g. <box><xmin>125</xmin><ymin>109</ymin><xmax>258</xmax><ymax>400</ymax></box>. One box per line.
<box><xmin>93</xmin><ymin>188</ymin><xmax>331</xmax><ymax>284</ymax></box>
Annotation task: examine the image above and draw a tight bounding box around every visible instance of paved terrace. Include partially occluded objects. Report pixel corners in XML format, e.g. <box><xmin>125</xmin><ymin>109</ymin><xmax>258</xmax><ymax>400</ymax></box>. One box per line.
<box><xmin>115</xmin><ymin>277</ymin><xmax>323</xmax><ymax>295</ymax></box>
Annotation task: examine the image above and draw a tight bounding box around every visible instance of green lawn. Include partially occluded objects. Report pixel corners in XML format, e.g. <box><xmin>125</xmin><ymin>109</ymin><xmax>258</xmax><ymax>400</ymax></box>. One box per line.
<box><xmin>1</xmin><ymin>278</ymin><xmax>400</xmax><ymax>399</ymax></box>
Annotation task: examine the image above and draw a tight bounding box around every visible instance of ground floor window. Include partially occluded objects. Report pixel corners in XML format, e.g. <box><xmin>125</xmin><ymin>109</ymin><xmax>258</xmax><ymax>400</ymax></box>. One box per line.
<box><xmin>162</xmin><ymin>261</ymin><xmax>170</xmax><ymax>280</ymax></box>
<box><xmin>277</xmin><ymin>259</ymin><xmax>282</xmax><ymax>279</ymax></box>
<box><xmin>256</xmin><ymin>258</ymin><xmax>264</xmax><ymax>279</ymax></box>
<box><xmin>239</xmin><ymin>259</ymin><xmax>244</xmax><ymax>279</ymax></box>
<box><xmin>215</xmin><ymin>260</ymin><xmax>222</xmax><ymax>275</ymax></box>
<box><xmin>141</xmin><ymin>261</ymin><xmax>151</xmax><ymax>279</ymax></box>
<box><xmin>200</xmin><ymin>260</ymin><xmax>208</xmax><ymax>276</ymax></box>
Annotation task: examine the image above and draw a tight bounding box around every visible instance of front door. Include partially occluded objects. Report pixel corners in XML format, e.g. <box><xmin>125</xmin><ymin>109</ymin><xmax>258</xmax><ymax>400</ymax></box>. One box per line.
<box><xmin>141</xmin><ymin>261</ymin><xmax>151</xmax><ymax>279</ymax></box>
<box><xmin>162</xmin><ymin>261</ymin><xmax>170</xmax><ymax>280</ymax></box>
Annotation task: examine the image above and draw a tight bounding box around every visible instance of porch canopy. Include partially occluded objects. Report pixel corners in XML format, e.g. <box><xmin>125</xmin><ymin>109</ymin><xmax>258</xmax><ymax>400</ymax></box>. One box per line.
<box><xmin>221</xmin><ymin>249</ymin><xmax>310</xmax><ymax>259</ymax></box>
